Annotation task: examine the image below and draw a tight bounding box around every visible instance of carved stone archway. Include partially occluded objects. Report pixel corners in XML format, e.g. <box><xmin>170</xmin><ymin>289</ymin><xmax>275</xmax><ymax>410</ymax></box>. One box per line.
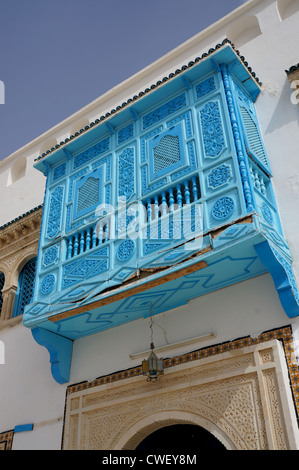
<box><xmin>63</xmin><ymin>337</ymin><xmax>299</xmax><ymax>450</ymax></box>
<box><xmin>115</xmin><ymin>411</ymin><xmax>234</xmax><ymax>450</ymax></box>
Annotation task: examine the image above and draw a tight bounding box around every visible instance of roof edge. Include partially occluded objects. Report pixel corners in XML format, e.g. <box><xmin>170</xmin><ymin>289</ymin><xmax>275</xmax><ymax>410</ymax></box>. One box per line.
<box><xmin>34</xmin><ymin>39</ymin><xmax>262</xmax><ymax>165</ymax></box>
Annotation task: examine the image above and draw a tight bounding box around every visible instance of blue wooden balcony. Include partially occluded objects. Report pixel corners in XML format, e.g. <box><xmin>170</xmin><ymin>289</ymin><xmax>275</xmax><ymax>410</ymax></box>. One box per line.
<box><xmin>22</xmin><ymin>40</ymin><xmax>299</xmax><ymax>383</ymax></box>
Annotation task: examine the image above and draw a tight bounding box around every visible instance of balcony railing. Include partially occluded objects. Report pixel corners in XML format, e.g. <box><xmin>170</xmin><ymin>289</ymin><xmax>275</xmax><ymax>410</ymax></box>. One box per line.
<box><xmin>65</xmin><ymin>174</ymin><xmax>201</xmax><ymax>261</ymax></box>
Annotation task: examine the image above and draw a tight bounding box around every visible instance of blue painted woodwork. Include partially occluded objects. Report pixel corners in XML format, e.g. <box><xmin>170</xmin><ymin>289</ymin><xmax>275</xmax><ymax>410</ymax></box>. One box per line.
<box><xmin>13</xmin><ymin>258</ymin><xmax>36</xmax><ymax>317</ymax></box>
<box><xmin>31</xmin><ymin>327</ymin><xmax>72</xmax><ymax>384</ymax></box>
<box><xmin>22</xmin><ymin>41</ymin><xmax>299</xmax><ymax>383</ymax></box>
<box><xmin>14</xmin><ymin>424</ymin><xmax>34</xmax><ymax>433</ymax></box>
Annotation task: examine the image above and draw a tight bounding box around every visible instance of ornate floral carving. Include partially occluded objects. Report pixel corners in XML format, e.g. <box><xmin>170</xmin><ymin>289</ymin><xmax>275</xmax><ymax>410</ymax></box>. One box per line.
<box><xmin>261</xmin><ymin>202</ymin><xmax>273</xmax><ymax>226</ymax></box>
<box><xmin>43</xmin><ymin>246</ymin><xmax>59</xmax><ymax>266</ymax></box>
<box><xmin>212</xmin><ymin>196</ymin><xmax>234</xmax><ymax>220</ymax></box>
<box><xmin>40</xmin><ymin>274</ymin><xmax>56</xmax><ymax>295</ymax></box>
<box><xmin>47</xmin><ymin>186</ymin><xmax>63</xmax><ymax>239</ymax></box>
<box><xmin>196</xmin><ymin>76</ymin><xmax>216</xmax><ymax>99</ymax></box>
<box><xmin>53</xmin><ymin>162</ymin><xmax>66</xmax><ymax>181</ymax></box>
<box><xmin>118</xmin><ymin>148</ymin><xmax>134</xmax><ymax>200</ymax></box>
<box><xmin>208</xmin><ymin>165</ymin><xmax>231</xmax><ymax>188</ymax></box>
<box><xmin>200</xmin><ymin>101</ymin><xmax>225</xmax><ymax>157</ymax></box>
<box><xmin>63</xmin><ymin>337</ymin><xmax>296</xmax><ymax>450</ymax></box>
<box><xmin>118</xmin><ymin>123</ymin><xmax>134</xmax><ymax>144</ymax></box>
<box><xmin>116</xmin><ymin>240</ymin><xmax>135</xmax><ymax>262</ymax></box>
<box><xmin>74</xmin><ymin>138</ymin><xmax>110</xmax><ymax>169</ymax></box>
<box><xmin>143</xmin><ymin>93</ymin><xmax>186</xmax><ymax>129</ymax></box>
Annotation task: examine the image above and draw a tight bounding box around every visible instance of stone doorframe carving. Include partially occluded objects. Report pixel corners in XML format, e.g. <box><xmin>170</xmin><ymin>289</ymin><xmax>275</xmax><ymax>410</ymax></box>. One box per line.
<box><xmin>63</xmin><ymin>338</ymin><xmax>299</xmax><ymax>450</ymax></box>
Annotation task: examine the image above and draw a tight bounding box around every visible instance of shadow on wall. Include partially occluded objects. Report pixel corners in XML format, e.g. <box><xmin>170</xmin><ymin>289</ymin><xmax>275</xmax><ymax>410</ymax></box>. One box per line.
<box><xmin>265</xmin><ymin>79</ymin><xmax>299</xmax><ymax>135</ymax></box>
<box><xmin>226</xmin><ymin>16</ymin><xmax>262</xmax><ymax>48</ymax></box>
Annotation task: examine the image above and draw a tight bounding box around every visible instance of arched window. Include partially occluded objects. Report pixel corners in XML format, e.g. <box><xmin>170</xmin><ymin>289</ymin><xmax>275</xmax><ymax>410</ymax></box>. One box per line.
<box><xmin>13</xmin><ymin>258</ymin><xmax>37</xmax><ymax>317</ymax></box>
<box><xmin>0</xmin><ymin>272</ymin><xmax>5</xmax><ymax>317</ymax></box>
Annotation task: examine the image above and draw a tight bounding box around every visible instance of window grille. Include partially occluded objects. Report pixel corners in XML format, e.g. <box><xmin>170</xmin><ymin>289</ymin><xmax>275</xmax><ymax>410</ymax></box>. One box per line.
<box><xmin>0</xmin><ymin>272</ymin><xmax>5</xmax><ymax>316</ymax></box>
<box><xmin>153</xmin><ymin>135</ymin><xmax>181</xmax><ymax>175</ymax></box>
<box><xmin>13</xmin><ymin>258</ymin><xmax>36</xmax><ymax>317</ymax></box>
<box><xmin>77</xmin><ymin>177</ymin><xmax>99</xmax><ymax>213</ymax></box>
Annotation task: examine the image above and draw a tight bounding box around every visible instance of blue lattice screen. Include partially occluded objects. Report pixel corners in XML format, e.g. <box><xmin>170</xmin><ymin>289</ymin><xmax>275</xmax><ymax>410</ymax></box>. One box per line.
<box><xmin>0</xmin><ymin>272</ymin><xmax>5</xmax><ymax>316</ymax></box>
<box><xmin>77</xmin><ymin>177</ymin><xmax>99</xmax><ymax>213</ymax></box>
<box><xmin>13</xmin><ymin>258</ymin><xmax>37</xmax><ymax>317</ymax></box>
<box><xmin>153</xmin><ymin>135</ymin><xmax>181</xmax><ymax>174</ymax></box>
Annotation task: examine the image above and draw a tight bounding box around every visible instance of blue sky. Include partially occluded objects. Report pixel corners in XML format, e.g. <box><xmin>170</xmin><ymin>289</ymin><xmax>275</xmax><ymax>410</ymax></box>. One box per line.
<box><xmin>0</xmin><ymin>0</ymin><xmax>247</xmax><ymax>161</ymax></box>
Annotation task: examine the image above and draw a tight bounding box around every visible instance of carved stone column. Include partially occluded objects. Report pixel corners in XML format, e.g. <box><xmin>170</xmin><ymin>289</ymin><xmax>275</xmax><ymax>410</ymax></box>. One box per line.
<box><xmin>0</xmin><ymin>285</ymin><xmax>17</xmax><ymax>321</ymax></box>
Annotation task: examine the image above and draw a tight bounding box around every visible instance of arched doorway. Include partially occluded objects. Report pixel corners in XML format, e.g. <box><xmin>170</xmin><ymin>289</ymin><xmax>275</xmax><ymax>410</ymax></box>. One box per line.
<box><xmin>135</xmin><ymin>424</ymin><xmax>226</xmax><ymax>451</ymax></box>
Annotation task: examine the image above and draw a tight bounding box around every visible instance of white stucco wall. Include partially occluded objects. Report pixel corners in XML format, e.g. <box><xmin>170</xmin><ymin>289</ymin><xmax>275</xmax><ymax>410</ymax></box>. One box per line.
<box><xmin>1</xmin><ymin>0</ymin><xmax>299</xmax><ymax>449</ymax></box>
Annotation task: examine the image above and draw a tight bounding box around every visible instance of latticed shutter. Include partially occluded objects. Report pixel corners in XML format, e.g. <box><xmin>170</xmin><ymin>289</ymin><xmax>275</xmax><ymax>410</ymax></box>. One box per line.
<box><xmin>77</xmin><ymin>177</ymin><xmax>100</xmax><ymax>213</ymax></box>
<box><xmin>239</xmin><ymin>106</ymin><xmax>269</xmax><ymax>169</ymax></box>
<box><xmin>13</xmin><ymin>258</ymin><xmax>37</xmax><ymax>317</ymax></box>
<box><xmin>153</xmin><ymin>135</ymin><xmax>181</xmax><ymax>175</ymax></box>
<box><xmin>234</xmin><ymin>81</ymin><xmax>271</xmax><ymax>173</ymax></box>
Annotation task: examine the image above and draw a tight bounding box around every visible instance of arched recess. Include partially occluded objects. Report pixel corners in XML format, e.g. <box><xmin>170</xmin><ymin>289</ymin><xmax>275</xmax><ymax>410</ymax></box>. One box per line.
<box><xmin>12</xmin><ymin>256</ymin><xmax>37</xmax><ymax>317</ymax></box>
<box><xmin>7</xmin><ymin>157</ymin><xmax>27</xmax><ymax>186</ymax></box>
<box><xmin>114</xmin><ymin>411</ymin><xmax>236</xmax><ymax>450</ymax></box>
<box><xmin>277</xmin><ymin>0</ymin><xmax>299</xmax><ymax>21</ymax></box>
<box><xmin>226</xmin><ymin>16</ymin><xmax>262</xmax><ymax>48</ymax></box>
<box><xmin>136</xmin><ymin>423</ymin><xmax>226</xmax><ymax>451</ymax></box>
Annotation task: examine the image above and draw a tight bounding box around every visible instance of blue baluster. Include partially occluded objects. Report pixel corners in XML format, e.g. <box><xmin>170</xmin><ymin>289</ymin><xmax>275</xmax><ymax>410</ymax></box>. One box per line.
<box><xmin>147</xmin><ymin>198</ymin><xmax>152</xmax><ymax>238</ymax></box>
<box><xmin>73</xmin><ymin>234</ymin><xmax>79</xmax><ymax>257</ymax></box>
<box><xmin>92</xmin><ymin>224</ymin><xmax>98</xmax><ymax>248</ymax></box>
<box><xmin>176</xmin><ymin>184</ymin><xmax>183</xmax><ymax>208</ymax></box>
<box><xmin>169</xmin><ymin>188</ymin><xmax>174</xmax><ymax>212</ymax></box>
<box><xmin>184</xmin><ymin>180</ymin><xmax>190</xmax><ymax>205</ymax></box>
<box><xmin>104</xmin><ymin>221</ymin><xmax>109</xmax><ymax>243</ymax></box>
<box><xmin>80</xmin><ymin>231</ymin><xmax>85</xmax><ymax>254</ymax></box>
<box><xmin>161</xmin><ymin>191</ymin><xmax>167</xmax><ymax>216</ymax></box>
<box><xmin>97</xmin><ymin>222</ymin><xmax>103</xmax><ymax>245</ymax></box>
<box><xmin>67</xmin><ymin>236</ymin><xmax>73</xmax><ymax>259</ymax></box>
<box><xmin>86</xmin><ymin>227</ymin><xmax>91</xmax><ymax>251</ymax></box>
<box><xmin>147</xmin><ymin>198</ymin><xmax>152</xmax><ymax>222</ymax></box>
<box><xmin>191</xmin><ymin>176</ymin><xmax>199</xmax><ymax>201</ymax></box>
<box><xmin>154</xmin><ymin>195</ymin><xmax>159</xmax><ymax>220</ymax></box>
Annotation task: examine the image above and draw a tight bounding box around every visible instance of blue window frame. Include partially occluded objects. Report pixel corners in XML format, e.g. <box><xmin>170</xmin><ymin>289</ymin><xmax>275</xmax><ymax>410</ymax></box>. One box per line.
<box><xmin>73</xmin><ymin>167</ymin><xmax>103</xmax><ymax>221</ymax></box>
<box><xmin>13</xmin><ymin>258</ymin><xmax>37</xmax><ymax>317</ymax></box>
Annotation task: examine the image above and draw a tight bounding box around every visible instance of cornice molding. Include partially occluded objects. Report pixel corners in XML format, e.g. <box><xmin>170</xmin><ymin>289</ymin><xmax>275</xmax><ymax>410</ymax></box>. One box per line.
<box><xmin>0</xmin><ymin>206</ymin><xmax>42</xmax><ymax>254</ymax></box>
